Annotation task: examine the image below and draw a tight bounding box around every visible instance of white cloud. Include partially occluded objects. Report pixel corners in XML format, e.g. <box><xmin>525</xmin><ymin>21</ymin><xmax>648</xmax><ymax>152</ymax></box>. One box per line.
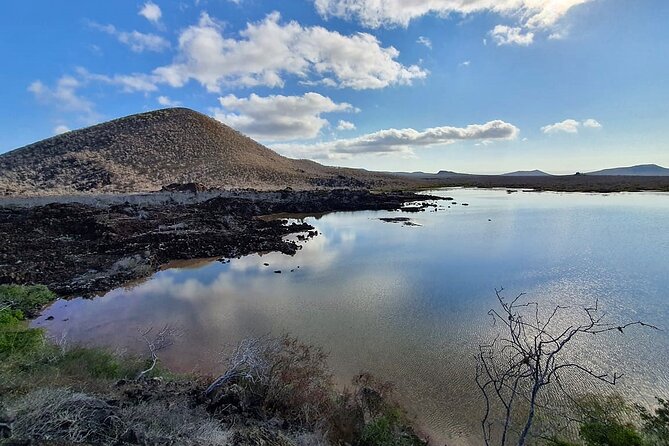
<box><xmin>213</xmin><ymin>92</ymin><xmax>355</xmax><ymax>141</ymax></box>
<box><xmin>153</xmin><ymin>12</ymin><xmax>426</xmax><ymax>92</ymax></box>
<box><xmin>582</xmin><ymin>118</ymin><xmax>602</xmax><ymax>128</ymax></box>
<box><xmin>157</xmin><ymin>95</ymin><xmax>182</xmax><ymax>107</ymax></box>
<box><xmin>337</xmin><ymin>120</ymin><xmax>356</xmax><ymax>131</ymax></box>
<box><xmin>139</xmin><ymin>1</ymin><xmax>162</xmax><ymax>24</ymax></box>
<box><xmin>273</xmin><ymin>120</ymin><xmax>519</xmax><ymax>159</ymax></box>
<box><xmin>28</xmin><ymin>76</ymin><xmax>94</xmax><ymax>114</ymax></box>
<box><xmin>76</xmin><ymin>68</ymin><xmax>159</xmax><ymax>93</ymax></box>
<box><xmin>541</xmin><ymin>118</ymin><xmax>602</xmax><ymax>134</ymax></box>
<box><xmin>490</xmin><ymin>25</ymin><xmax>534</xmax><ymax>46</ymax></box>
<box><xmin>313</xmin><ymin>0</ymin><xmax>592</xmax><ymax>30</ymax></box>
<box><xmin>54</xmin><ymin>125</ymin><xmax>71</xmax><ymax>135</ymax></box>
<box><xmin>90</xmin><ymin>22</ymin><xmax>169</xmax><ymax>53</ymax></box>
<box><xmin>459</xmin><ymin>60</ymin><xmax>471</xmax><ymax>67</ymax></box>
<box><xmin>541</xmin><ymin>119</ymin><xmax>580</xmax><ymax>134</ymax></box>
<box><xmin>417</xmin><ymin>36</ymin><xmax>432</xmax><ymax>49</ymax></box>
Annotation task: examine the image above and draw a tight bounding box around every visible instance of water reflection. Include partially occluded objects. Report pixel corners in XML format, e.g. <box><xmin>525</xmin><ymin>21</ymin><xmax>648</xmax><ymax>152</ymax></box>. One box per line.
<box><xmin>34</xmin><ymin>189</ymin><xmax>669</xmax><ymax>445</ymax></box>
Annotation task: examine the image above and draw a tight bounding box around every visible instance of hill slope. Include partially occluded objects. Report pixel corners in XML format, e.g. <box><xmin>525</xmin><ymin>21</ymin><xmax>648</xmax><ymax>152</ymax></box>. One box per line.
<box><xmin>0</xmin><ymin>108</ymin><xmax>403</xmax><ymax>196</ymax></box>
<box><xmin>502</xmin><ymin>169</ymin><xmax>552</xmax><ymax>177</ymax></box>
<box><xmin>586</xmin><ymin>164</ymin><xmax>669</xmax><ymax>176</ymax></box>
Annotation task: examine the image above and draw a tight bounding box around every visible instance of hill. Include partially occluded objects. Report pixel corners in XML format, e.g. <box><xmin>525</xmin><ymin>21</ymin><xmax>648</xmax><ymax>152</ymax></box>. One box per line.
<box><xmin>502</xmin><ymin>169</ymin><xmax>552</xmax><ymax>177</ymax></box>
<box><xmin>586</xmin><ymin>164</ymin><xmax>669</xmax><ymax>176</ymax></box>
<box><xmin>0</xmin><ymin>108</ymin><xmax>408</xmax><ymax>196</ymax></box>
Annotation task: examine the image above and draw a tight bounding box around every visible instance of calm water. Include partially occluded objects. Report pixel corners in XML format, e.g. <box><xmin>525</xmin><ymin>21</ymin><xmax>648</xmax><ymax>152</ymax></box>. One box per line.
<box><xmin>35</xmin><ymin>189</ymin><xmax>669</xmax><ymax>445</ymax></box>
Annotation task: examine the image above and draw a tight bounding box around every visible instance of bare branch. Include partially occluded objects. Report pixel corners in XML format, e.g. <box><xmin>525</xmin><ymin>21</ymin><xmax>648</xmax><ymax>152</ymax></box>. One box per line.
<box><xmin>475</xmin><ymin>289</ymin><xmax>659</xmax><ymax>446</ymax></box>
<box><xmin>136</xmin><ymin>324</ymin><xmax>179</xmax><ymax>380</ymax></box>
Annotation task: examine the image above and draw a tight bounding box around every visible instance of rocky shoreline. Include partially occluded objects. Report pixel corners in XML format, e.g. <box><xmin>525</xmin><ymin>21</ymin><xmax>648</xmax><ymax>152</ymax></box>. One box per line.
<box><xmin>0</xmin><ymin>188</ymin><xmax>439</xmax><ymax>297</ymax></box>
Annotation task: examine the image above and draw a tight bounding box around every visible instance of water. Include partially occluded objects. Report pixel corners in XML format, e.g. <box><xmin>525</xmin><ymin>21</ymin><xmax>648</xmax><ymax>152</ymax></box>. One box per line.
<box><xmin>34</xmin><ymin>189</ymin><xmax>669</xmax><ymax>445</ymax></box>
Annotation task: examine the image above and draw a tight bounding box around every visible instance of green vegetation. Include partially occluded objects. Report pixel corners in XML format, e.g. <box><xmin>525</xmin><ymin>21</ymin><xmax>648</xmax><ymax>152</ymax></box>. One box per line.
<box><xmin>0</xmin><ymin>284</ymin><xmax>57</xmax><ymax>317</ymax></box>
<box><xmin>546</xmin><ymin>395</ymin><xmax>669</xmax><ymax>446</ymax></box>
<box><xmin>360</xmin><ymin>412</ymin><xmax>424</xmax><ymax>446</ymax></box>
<box><xmin>0</xmin><ymin>284</ymin><xmax>426</xmax><ymax>445</ymax></box>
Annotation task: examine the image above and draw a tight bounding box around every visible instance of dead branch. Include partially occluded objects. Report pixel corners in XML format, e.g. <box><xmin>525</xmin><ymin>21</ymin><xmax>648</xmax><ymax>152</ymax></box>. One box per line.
<box><xmin>136</xmin><ymin>325</ymin><xmax>179</xmax><ymax>380</ymax></box>
<box><xmin>476</xmin><ymin>288</ymin><xmax>659</xmax><ymax>446</ymax></box>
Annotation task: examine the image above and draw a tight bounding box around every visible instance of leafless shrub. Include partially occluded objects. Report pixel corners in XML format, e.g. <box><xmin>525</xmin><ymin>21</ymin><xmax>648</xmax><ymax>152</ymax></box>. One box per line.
<box><xmin>476</xmin><ymin>288</ymin><xmax>659</xmax><ymax>446</ymax></box>
<box><xmin>205</xmin><ymin>336</ymin><xmax>282</xmax><ymax>396</ymax></box>
<box><xmin>207</xmin><ymin>335</ymin><xmax>334</xmax><ymax>427</ymax></box>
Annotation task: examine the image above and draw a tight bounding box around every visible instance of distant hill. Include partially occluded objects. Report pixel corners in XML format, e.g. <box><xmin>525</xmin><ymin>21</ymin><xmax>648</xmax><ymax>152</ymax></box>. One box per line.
<box><xmin>0</xmin><ymin>108</ymin><xmax>410</xmax><ymax>196</ymax></box>
<box><xmin>502</xmin><ymin>170</ymin><xmax>552</xmax><ymax>177</ymax></box>
<box><xmin>586</xmin><ymin>164</ymin><xmax>669</xmax><ymax>176</ymax></box>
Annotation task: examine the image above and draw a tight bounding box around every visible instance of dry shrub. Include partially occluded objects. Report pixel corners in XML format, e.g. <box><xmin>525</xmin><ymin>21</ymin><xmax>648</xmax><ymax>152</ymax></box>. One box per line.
<box><xmin>289</xmin><ymin>429</ymin><xmax>331</xmax><ymax>446</ymax></box>
<box><xmin>120</xmin><ymin>398</ymin><xmax>230</xmax><ymax>445</ymax></box>
<box><xmin>208</xmin><ymin>335</ymin><xmax>334</xmax><ymax>427</ymax></box>
<box><xmin>263</xmin><ymin>336</ymin><xmax>333</xmax><ymax>425</ymax></box>
<box><xmin>9</xmin><ymin>388</ymin><xmax>230</xmax><ymax>445</ymax></box>
<box><xmin>10</xmin><ymin>388</ymin><xmax>124</xmax><ymax>444</ymax></box>
<box><xmin>207</xmin><ymin>336</ymin><xmax>425</xmax><ymax>445</ymax></box>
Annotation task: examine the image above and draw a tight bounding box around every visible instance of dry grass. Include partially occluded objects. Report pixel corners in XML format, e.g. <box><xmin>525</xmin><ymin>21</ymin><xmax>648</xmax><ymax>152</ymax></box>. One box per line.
<box><xmin>10</xmin><ymin>388</ymin><xmax>124</xmax><ymax>444</ymax></box>
<box><xmin>0</xmin><ymin>108</ymin><xmax>412</xmax><ymax>196</ymax></box>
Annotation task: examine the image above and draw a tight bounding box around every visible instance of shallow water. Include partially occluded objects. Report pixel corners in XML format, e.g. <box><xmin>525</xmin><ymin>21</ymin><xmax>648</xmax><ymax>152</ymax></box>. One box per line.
<box><xmin>35</xmin><ymin>188</ymin><xmax>669</xmax><ymax>444</ymax></box>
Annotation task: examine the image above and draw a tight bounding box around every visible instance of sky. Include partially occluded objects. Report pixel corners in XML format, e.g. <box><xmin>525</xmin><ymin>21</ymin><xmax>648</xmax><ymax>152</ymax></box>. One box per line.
<box><xmin>1</xmin><ymin>0</ymin><xmax>668</xmax><ymax>174</ymax></box>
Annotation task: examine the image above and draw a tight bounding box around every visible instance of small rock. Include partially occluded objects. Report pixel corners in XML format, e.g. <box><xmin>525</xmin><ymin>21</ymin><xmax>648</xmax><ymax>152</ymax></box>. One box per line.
<box><xmin>274</xmin><ymin>270</ymin><xmax>282</xmax><ymax>274</ymax></box>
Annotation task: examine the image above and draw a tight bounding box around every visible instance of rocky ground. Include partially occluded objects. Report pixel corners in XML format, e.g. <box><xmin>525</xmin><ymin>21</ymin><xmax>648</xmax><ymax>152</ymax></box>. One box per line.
<box><xmin>0</xmin><ymin>188</ymin><xmax>440</xmax><ymax>297</ymax></box>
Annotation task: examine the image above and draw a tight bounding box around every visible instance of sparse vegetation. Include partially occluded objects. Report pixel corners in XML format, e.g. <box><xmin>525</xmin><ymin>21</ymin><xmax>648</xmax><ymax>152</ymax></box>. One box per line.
<box><xmin>0</xmin><ymin>285</ymin><xmax>426</xmax><ymax>445</ymax></box>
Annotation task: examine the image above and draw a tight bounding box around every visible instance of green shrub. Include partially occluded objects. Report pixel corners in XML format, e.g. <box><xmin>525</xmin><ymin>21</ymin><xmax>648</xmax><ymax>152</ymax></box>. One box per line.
<box><xmin>360</xmin><ymin>413</ymin><xmax>423</xmax><ymax>446</ymax></box>
<box><xmin>0</xmin><ymin>284</ymin><xmax>57</xmax><ymax>317</ymax></box>
<box><xmin>579</xmin><ymin>419</ymin><xmax>644</xmax><ymax>446</ymax></box>
<box><xmin>0</xmin><ymin>308</ymin><xmax>44</xmax><ymax>357</ymax></box>
<box><xmin>639</xmin><ymin>398</ymin><xmax>669</xmax><ymax>445</ymax></box>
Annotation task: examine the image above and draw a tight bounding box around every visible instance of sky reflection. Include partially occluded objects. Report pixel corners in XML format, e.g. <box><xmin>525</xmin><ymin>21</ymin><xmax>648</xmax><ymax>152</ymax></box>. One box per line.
<box><xmin>34</xmin><ymin>189</ymin><xmax>669</xmax><ymax>445</ymax></box>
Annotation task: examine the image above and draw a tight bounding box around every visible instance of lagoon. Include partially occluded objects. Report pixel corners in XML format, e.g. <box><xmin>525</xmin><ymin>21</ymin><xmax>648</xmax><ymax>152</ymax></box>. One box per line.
<box><xmin>34</xmin><ymin>188</ymin><xmax>669</xmax><ymax>445</ymax></box>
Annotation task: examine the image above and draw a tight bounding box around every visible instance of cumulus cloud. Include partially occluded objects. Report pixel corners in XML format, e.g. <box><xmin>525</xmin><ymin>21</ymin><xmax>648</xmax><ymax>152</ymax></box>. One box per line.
<box><xmin>157</xmin><ymin>95</ymin><xmax>182</xmax><ymax>107</ymax></box>
<box><xmin>417</xmin><ymin>36</ymin><xmax>432</xmax><ymax>49</ymax></box>
<box><xmin>213</xmin><ymin>92</ymin><xmax>355</xmax><ymax>141</ymax></box>
<box><xmin>582</xmin><ymin>118</ymin><xmax>602</xmax><ymax>128</ymax></box>
<box><xmin>490</xmin><ymin>25</ymin><xmax>534</xmax><ymax>46</ymax></box>
<box><xmin>89</xmin><ymin>22</ymin><xmax>169</xmax><ymax>53</ymax></box>
<box><xmin>541</xmin><ymin>119</ymin><xmax>580</xmax><ymax>134</ymax></box>
<box><xmin>139</xmin><ymin>1</ymin><xmax>162</xmax><ymax>24</ymax></box>
<box><xmin>28</xmin><ymin>76</ymin><xmax>94</xmax><ymax>114</ymax></box>
<box><xmin>153</xmin><ymin>12</ymin><xmax>426</xmax><ymax>92</ymax></box>
<box><xmin>541</xmin><ymin>118</ymin><xmax>601</xmax><ymax>134</ymax></box>
<box><xmin>337</xmin><ymin>120</ymin><xmax>356</xmax><ymax>131</ymax></box>
<box><xmin>313</xmin><ymin>0</ymin><xmax>592</xmax><ymax>30</ymax></box>
<box><xmin>273</xmin><ymin>120</ymin><xmax>519</xmax><ymax>159</ymax></box>
<box><xmin>54</xmin><ymin>125</ymin><xmax>71</xmax><ymax>135</ymax></box>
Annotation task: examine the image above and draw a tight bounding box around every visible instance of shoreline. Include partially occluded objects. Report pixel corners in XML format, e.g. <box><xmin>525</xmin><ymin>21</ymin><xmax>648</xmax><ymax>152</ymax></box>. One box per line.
<box><xmin>0</xmin><ymin>188</ymin><xmax>441</xmax><ymax>297</ymax></box>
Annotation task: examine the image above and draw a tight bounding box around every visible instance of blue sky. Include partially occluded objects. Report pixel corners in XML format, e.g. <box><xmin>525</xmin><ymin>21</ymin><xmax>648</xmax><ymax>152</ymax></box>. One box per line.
<box><xmin>1</xmin><ymin>0</ymin><xmax>668</xmax><ymax>174</ymax></box>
